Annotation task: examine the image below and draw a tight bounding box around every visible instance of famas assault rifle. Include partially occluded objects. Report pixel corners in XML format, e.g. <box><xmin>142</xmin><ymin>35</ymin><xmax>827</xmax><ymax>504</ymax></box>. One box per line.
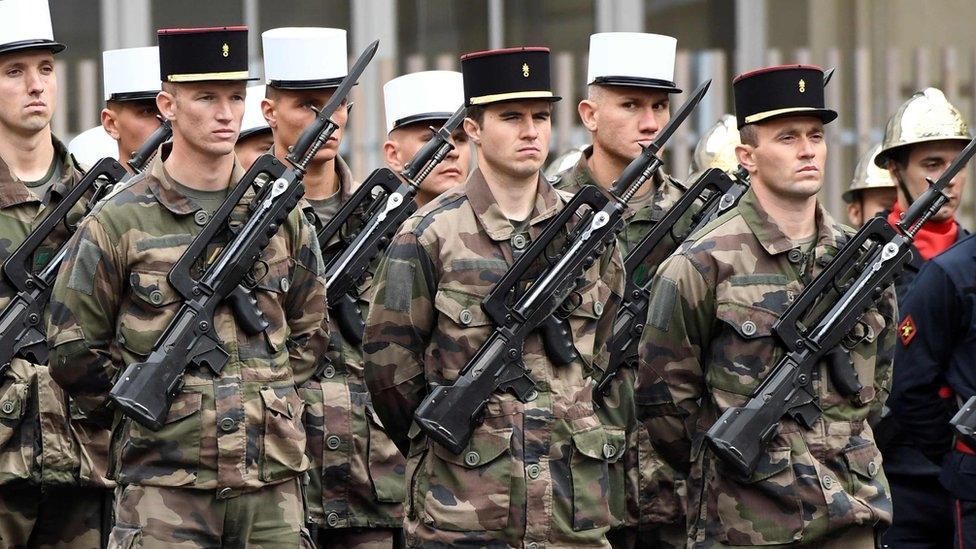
<box><xmin>109</xmin><ymin>41</ymin><xmax>379</xmax><ymax>431</ymax></box>
<box><xmin>707</xmin><ymin>134</ymin><xmax>976</xmax><ymax>477</ymax></box>
<box><xmin>413</xmin><ymin>80</ymin><xmax>711</xmax><ymax>454</ymax></box>
<box><xmin>319</xmin><ymin>104</ymin><xmax>466</xmax><ymax>346</ymax></box>
<box><xmin>0</xmin><ymin>119</ymin><xmax>173</xmax><ymax>371</ymax></box>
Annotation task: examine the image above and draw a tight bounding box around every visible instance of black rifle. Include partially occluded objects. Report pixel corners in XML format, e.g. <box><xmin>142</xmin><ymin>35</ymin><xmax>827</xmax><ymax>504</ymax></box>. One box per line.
<box><xmin>707</xmin><ymin>135</ymin><xmax>976</xmax><ymax>477</ymax></box>
<box><xmin>413</xmin><ymin>80</ymin><xmax>711</xmax><ymax>454</ymax></box>
<box><xmin>0</xmin><ymin>120</ymin><xmax>173</xmax><ymax>372</ymax></box>
<box><xmin>319</xmin><ymin>105</ymin><xmax>466</xmax><ymax>346</ymax></box>
<box><xmin>109</xmin><ymin>40</ymin><xmax>379</xmax><ymax>431</ymax></box>
<box><xmin>595</xmin><ymin>167</ymin><xmax>745</xmax><ymax>397</ymax></box>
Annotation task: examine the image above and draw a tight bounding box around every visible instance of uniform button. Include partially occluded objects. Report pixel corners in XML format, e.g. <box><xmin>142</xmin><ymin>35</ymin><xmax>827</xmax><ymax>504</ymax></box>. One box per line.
<box><xmin>149</xmin><ymin>290</ymin><xmax>165</xmax><ymax>305</ymax></box>
<box><xmin>326</xmin><ymin>512</ymin><xmax>340</xmax><ymax>527</ymax></box>
<box><xmin>326</xmin><ymin>435</ymin><xmax>341</xmax><ymax>450</ymax></box>
<box><xmin>218</xmin><ymin>487</ymin><xmax>233</xmax><ymax>499</ymax></box>
<box><xmin>821</xmin><ymin>475</ymin><xmax>835</xmax><ymax>489</ymax></box>
<box><xmin>1</xmin><ymin>401</ymin><xmax>13</xmax><ymax>414</ymax></box>
<box><xmin>526</xmin><ymin>463</ymin><xmax>541</xmax><ymax>479</ymax></box>
<box><xmin>741</xmin><ymin>320</ymin><xmax>757</xmax><ymax>336</ymax></box>
<box><xmin>218</xmin><ymin>417</ymin><xmax>237</xmax><ymax>432</ymax></box>
<box><xmin>603</xmin><ymin>443</ymin><xmax>616</xmax><ymax>459</ymax></box>
<box><xmin>464</xmin><ymin>451</ymin><xmax>480</xmax><ymax>466</ymax></box>
<box><xmin>868</xmin><ymin>460</ymin><xmax>878</xmax><ymax>477</ymax></box>
<box><xmin>322</xmin><ymin>365</ymin><xmax>336</xmax><ymax>379</ymax></box>
<box><xmin>787</xmin><ymin>249</ymin><xmax>803</xmax><ymax>264</ymax></box>
<box><xmin>594</xmin><ymin>301</ymin><xmax>604</xmax><ymax>316</ymax></box>
<box><xmin>511</xmin><ymin>233</ymin><xmax>528</xmax><ymax>250</ymax></box>
<box><xmin>526</xmin><ymin>543</ymin><xmax>539</xmax><ymax>549</ymax></box>
<box><xmin>194</xmin><ymin>210</ymin><xmax>210</xmax><ymax>226</ymax></box>
<box><xmin>458</xmin><ymin>309</ymin><xmax>473</xmax><ymax>326</ymax></box>
<box><xmin>279</xmin><ymin>277</ymin><xmax>290</xmax><ymax>292</ymax></box>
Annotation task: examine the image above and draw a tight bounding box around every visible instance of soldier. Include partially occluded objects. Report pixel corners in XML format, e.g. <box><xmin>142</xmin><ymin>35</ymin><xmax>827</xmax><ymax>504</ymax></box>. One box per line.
<box><xmin>842</xmin><ymin>145</ymin><xmax>895</xmax><ymax>229</ymax></box>
<box><xmin>260</xmin><ymin>27</ymin><xmax>405</xmax><ymax>547</ymax></box>
<box><xmin>236</xmin><ymin>84</ymin><xmax>272</xmax><ymax>170</ymax></box>
<box><xmin>364</xmin><ymin>45</ymin><xmax>625</xmax><ymax>548</ymax></box>
<box><xmin>47</xmin><ymin>26</ymin><xmax>329</xmax><ymax>546</ymax></box>
<box><xmin>100</xmin><ymin>46</ymin><xmax>163</xmax><ymax>171</ymax></box>
<box><xmin>688</xmin><ymin>114</ymin><xmax>741</xmax><ymax>177</ymax></box>
<box><xmin>381</xmin><ymin>70</ymin><xmax>470</xmax><ymax>207</ymax></box>
<box><xmin>0</xmin><ymin>0</ymin><xmax>115</xmax><ymax>546</ymax></box>
<box><xmin>551</xmin><ymin>32</ymin><xmax>687</xmax><ymax>549</ymax></box>
<box><xmin>636</xmin><ymin>65</ymin><xmax>895</xmax><ymax>547</ymax></box>
<box><xmin>874</xmin><ymin>89</ymin><xmax>972</xmax><ymax>549</ymax></box>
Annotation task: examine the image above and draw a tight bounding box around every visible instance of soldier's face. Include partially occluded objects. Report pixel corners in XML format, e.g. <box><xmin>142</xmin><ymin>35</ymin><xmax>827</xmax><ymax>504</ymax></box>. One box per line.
<box><xmin>890</xmin><ymin>140</ymin><xmax>968</xmax><ymax>222</ymax></box>
<box><xmin>737</xmin><ymin>117</ymin><xmax>826</xmax><ymax>200</ymax></box>
<box><xmin>847</xmin><ymin>187</ymin><xmax>896</xmax><ymax>228</ymax></box>
<box><xmin>0</xmin><ymin>50</ymin><xmax>57</xmax><ymax>135</ymax></box>
<box><xmin>157</xmin><ymin>81</ymin><xmax>245</xmax><ymax>158</ymax></box>
<box><xmin>101</xmin><ymin>99</ymin><xmax>161</xmax><ymax>168</ymax></box>
<box><xmin>263</xmin><ymin>88</ymin><xmax>348</xmax><ymax>164</ymax></box>
<box><xmin>466</xmin><ymin>100</ymin><xmax>551</xmax><ymax>181</ymax></box>
<box><xmin>580</xmin><ymin>85</ymin><xmax>670</xmax><ymax>162</ymax></box>
<box><xmin>235</xmin><ymin>131</ymin><xmax>275</xmax><ymax>171</ymax></box>
<box><xmin>384</xmin><ymin>122</ymin><xmax>471</xmax><ymax>206</ymax></box>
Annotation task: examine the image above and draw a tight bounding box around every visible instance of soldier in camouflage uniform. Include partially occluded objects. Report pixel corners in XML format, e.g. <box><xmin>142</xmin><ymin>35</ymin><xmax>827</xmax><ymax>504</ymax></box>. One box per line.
<box><xmin>47</xmin><ymin>27</ymin><xmax>329</xmax><ymax>547</ymax></box>
<box><xmin>364</xmin><ymin>46</ymin><xmax>624</xmax><ymax>548</ymax></box>
<box><xmin>635</xmin><ymin>65</ymin><xmax>895</xmax><ymax>547</ymax></box>
<box><xmin>261</xmin><ymin>28</ymin><xmax>405</xmax><ymax>548</ymax></box>
<box><xmin>551</xmin><ymin>32</ymin><xmax>689</xmax><ymax>549</ymax></box>
<box><xmin>0</xmin><ymin>1</ymin><xmax>115</xmax><ymax>546</ymax></box>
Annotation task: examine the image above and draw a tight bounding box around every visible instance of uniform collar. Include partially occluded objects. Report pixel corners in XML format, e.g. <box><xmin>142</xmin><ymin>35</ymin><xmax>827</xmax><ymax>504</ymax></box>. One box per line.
<box><xmin>568</xmin><ymin>144</ymin><xmax>675</xmax><ymax>223</ymax></box>
<box><xmin>0</xmin><ymin>135</ymin><xmax>78</xmax><ymax>209</ymax></box>
<box><xmin>465</xmin><ymin>167</ymin><xmax>562</xmax><ymax>242</ymax></box>
<box><xmin>738</xmin><ymin>187</ymin><xmax>842</xmax><ymax>256</ymax></box>
<box><xmin>148</xmin><ymin>143</ymin><xmax>248</xmax><ymax>216</ymax></box>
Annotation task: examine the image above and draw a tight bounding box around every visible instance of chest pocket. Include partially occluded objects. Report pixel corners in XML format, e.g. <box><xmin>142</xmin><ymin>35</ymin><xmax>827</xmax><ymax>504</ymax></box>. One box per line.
<box><xmin>431</xmin><ymin>288</ymin><xmax>494</xmax><ymax>381</ymax></box>
<box><xmin>564</xmin><ymin>279</ymin><xmax>612</xmax><ymax>372</ymax></box>
<box><xmin>709</xmin><ymin>301</ymin><xmax>781</xmax><ymax>398</ymax></box>
<box><xmin>242</xmin><ymin>257</ymin><xmax>292</xmax><ymax>358</ymax></box>
<box><xmin>120</xmin><ymin>270</ymin><xmax>182</xmax><ymax>357</ymax></box>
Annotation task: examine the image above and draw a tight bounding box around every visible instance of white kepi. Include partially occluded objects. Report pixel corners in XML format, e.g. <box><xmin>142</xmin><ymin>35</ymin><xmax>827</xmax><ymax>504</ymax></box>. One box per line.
<box><xmin>103</xmin><ymin>47</ymin><xmax>161</xmax><ymax>102</ymax></box>
<box><xmin>263</xmin><ymin>27</ymin><xmax>347</xmax><ymax>89</ymax></box>
<box><xmin>586</xmin><ymin>32</ymin><xmax>681</xmax><ymax>93</ymax></box>
<box><xmin>239</xmin><ymin>85</ymin><xmax>270</xmax><ymax>140</ymax></box>
<box><xmin>0</xmin><ymin>0</ymin><xmax>64</xmax><ymax>55</ymax></box>
<box><xmin>383</xmin><ymin>71</ymin><xmax>464</xmax><ymax>133</ymax></box>
<box><xmin>68</xmin><ymin>126</ymin><xmax>119</xmax><ymax>168</ymax></box>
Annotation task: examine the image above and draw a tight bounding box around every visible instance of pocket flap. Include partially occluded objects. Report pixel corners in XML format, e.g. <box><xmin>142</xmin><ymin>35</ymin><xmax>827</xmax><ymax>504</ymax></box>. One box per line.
<box><xmin>0</xmin><ymin>382</ymin><xmax>28</xmax><ymax>419</ymax></box>
<box><xmin>568</xmin><ymin>281</ymin><xmax>608</xmax><ymax>320</ymax></box>
<box><xmin>746</xmin><ymin>447</ymin><xmax>792</xmax><ymax>482</ymax></box>
<box><xmin>716</xmin><ymin>301</ymin><xmax>777</xmax><ymax>339</ymax></box>
<box><xmin>843</xmin><ymin>441</ymin><xmax>881</xmax><ymax>480</ymax></box>
<box><xmin>434</xmin><ymin>427</ymin><xmax>513</xmax><ymax>468</ymax></box>
<box><xmin>572</xmin><ymin>426</ymin><xmax>610</xmax><ymax>461</ymax></box>
<box><xmin>260</xmin><ymin>387</ymin><xmax>295</xmax><ymax>419</ymax></box>
<box><xmin>165</xmin><ymin>391</ymin><xmax>203</xmax><ymax>424</ymax></box>
<box><xmin>603</xmin><ymin>427</ymin><xmax>626</xmax><ymax>463</ymax></box>
<box><xmin>433</xmin><ymin>289</ymin><xmax>492</xmax><ymax>328</ymax></box>
<box><xmin>129</xmin><ymin>271</ymin><xmax>180</xmax><ymax>307</ymax></box>
<box><xmin>254</xmin><ymin>259</ymin><xmax>292</xmax><ymax>293</ymax></box>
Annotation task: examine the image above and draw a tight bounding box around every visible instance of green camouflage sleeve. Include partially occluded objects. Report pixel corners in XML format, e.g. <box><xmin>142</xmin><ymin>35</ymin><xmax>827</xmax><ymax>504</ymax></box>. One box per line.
<box><xmin>871</xmin><ymin>286</ymin><xmax>897</xmax><ymax>422</ymax></box>
<box><xmin>285</xmin><ymin>211</ymin><xmax>331</xmax><ymax>386</ymax></box>
<box><xmin>47</xmin><ymin>216</ymin><xmax>124</xmax><ymax>416</ymax></box>
<box><xmin>635</xmin><ymin>252</ymin><xmax>715</xmax><ymax>474</ymax></box>
<box><xmin>363</xmin><ymin>228</ymin><xmax>436</xmax><ymax>455</ymax></box>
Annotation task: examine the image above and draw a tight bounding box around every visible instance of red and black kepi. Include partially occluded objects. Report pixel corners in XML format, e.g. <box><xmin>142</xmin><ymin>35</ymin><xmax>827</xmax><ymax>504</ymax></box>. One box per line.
<box><xmin>460</xmin><ymin>46</ymin><xmax>561</xmax><ymax>107</ymax></box>
<box><xmin>733</xmin><ymin>64</ymin><xmax>837</xmax><ymax>129</ymax></box>
<box><xmin>157</xmin><ymin>26</ymin><xmax>256</xmax><ymax>83</ymax></box>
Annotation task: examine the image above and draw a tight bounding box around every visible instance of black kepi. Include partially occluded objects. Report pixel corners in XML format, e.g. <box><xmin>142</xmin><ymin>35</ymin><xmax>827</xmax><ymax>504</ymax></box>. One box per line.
<box><xmin>460</xmin><ymin>46</ymin><xmax>561</xmax><ymax>106</ymax></box>
<box><xmin>733</xmin><ymin>64</ymin><xmax>837</xmax><ymax>128</ymax></box>
<box><xmin>157</xmin><ymin>26</ymin><xmax>255</xmax><ymax>83</ymax></box>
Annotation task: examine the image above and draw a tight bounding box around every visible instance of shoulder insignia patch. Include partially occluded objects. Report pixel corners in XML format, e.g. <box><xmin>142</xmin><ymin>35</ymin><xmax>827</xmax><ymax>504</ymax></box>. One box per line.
<box><xmin>898</xmin><ymin>314</ymin><xmax>916</xmax><ymax>346</ymax></box>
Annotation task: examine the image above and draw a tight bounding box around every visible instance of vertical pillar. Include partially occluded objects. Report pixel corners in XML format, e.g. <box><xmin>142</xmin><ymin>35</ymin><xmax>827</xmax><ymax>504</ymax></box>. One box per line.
<box><xmin>351</xmin><ymin>0</ymin><xmax>396</xmax><ymax>180</ymax></box>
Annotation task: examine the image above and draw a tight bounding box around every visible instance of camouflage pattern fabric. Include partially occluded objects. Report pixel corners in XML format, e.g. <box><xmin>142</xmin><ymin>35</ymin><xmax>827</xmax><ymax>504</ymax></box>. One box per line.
<box><xmin>107</xmin><ymin>478</ymin><xmax>313</xmax><ymax>548</ymax></box>
<box><xmin>0</xmin><ymin>483</ymin><xmax>110</xmax><ymax>548</ymax></box>
<box><xmin>363</xmin><ymin>168</ymin><xmax>625</xmax><ymax>547</ymax></box>
<box><xmin>47</xmin><ymin>147</ymin><xmax>330</xmax><ymax>494</ymax></box>
<box><xmin>552</xmin><ymin>146</ymin><xmax>691</xmax><ymax>543</ymax></box>
<box><xmin>299</xmin><ymin>155</ymin><xmax>405</xmax><ymax>533</ymax></box>
<box><xmin>635</xmin><ymin>188</ymin><xmax>895</xmax><ymax>547</ymax></box>
<box><xmin>312</xmin><ymin>526</ymin><xmax>403</xmax><ymax>549</ymax></box>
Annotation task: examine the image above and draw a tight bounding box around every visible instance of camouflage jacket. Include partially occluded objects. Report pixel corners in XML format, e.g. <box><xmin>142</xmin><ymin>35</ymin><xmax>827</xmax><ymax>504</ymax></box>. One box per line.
<box><xmin>300</xmin><ymin>155</ymin><xmax>405</xmax><ymax>529</ymax></box>
<box><xmin>47</xmin><ymin>150</ymin><xmax>330</xmax><ymax>493</ymax></box>
<box><xmin>635</xmin><ymin>188</ymin><xmax>895</xmax><ymax>545</ymax></box>
<box><xmin>552</xmin><ymin>147</ymin><xmax>691</xmax><ymax>533</ymax></box>
<box><xmin>364</xmin><ymin>168</ymin><xmax>625</xmax><ymax>547</ymax></box>
<box><xmin>0</xmin><ymin>136</ymin><xmax>112</xmax><ymax>488</ymax></box>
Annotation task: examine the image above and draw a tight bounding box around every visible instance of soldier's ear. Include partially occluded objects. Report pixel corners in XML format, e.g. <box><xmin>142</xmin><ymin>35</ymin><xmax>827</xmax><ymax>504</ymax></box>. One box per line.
<box><xmin>261</xmin><ymin>97</ymin><xmax>276</xmax><ymax>128</ymax></box>
<box><xmin>463</xmin><ymin>117</ymin><xmax>481</xmax><ymax>144</ymax></box>
<box><xmin>100</xmin><ymin>108</ymin><xmax>120</xmax><ymax>140</ymax></box>
<box><xmin>383</xmin><ymin>138</ymin><xmax>403</xmax><ymax>171</ymax></box>
<box><xmin>156</xmin><ymin>90</ymin><xmax>176</xmax><ymax>122</ymax></box>
<box><xmin>578</xmin><ymin>99</ymin><xmax>598</xmax><ymax>132</ymax></box>
<box><xmin>735</xmin><ymin>143</ymin><xmax>756</xmax><ymax>173</ymax></box>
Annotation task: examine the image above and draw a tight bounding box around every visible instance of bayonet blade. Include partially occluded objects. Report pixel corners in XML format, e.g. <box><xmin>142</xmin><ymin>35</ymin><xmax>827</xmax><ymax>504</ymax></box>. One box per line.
<box><xmin>647</xmin><ymin>79</ymin><xmax>711</xmax><ymax>157</ymax></box>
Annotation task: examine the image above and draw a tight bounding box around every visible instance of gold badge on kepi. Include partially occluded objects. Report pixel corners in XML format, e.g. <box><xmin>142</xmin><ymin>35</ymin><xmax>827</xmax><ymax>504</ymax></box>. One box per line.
<box><xmin>222</xmin><ymin>43</ymin><xmax>229</xmax><ymax>57</ymax></box>
<box><xmin>798</xmin><ymin>79</ymin><xmax>806</xmax><ymax>93</ymax></box>
<box><xmin>522</xmin><ymin>63</ymin><xmax>530</xmax><ymax>77</ymax></box>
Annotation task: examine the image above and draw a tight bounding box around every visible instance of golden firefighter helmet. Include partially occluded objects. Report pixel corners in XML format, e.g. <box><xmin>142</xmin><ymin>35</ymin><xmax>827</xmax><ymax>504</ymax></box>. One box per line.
<box><xmin>690</xmin><ymin>114</ymin><xmax>740</xmax><ymax>175</ymax></box>
<box><xmin>843</xmin><ymin>144</ymin><xmax>895</xmax><ymax>203</ymax></box>
<box><xmin>875</xmin><ymin>87</ymin><xmax>971</xmax><ymax>168</ymax></box>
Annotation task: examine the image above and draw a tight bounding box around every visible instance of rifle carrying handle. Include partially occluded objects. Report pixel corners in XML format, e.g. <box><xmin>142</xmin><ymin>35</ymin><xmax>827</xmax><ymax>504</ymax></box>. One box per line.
<box><xmin>226</xmin><ymin>284</ymin><xmax>269</xmax><ymax>336</ymax></box>
<box><xmin>540</xmin><ymin>316</ymin><xmax>579</xmax><ymax>366</ymax></box>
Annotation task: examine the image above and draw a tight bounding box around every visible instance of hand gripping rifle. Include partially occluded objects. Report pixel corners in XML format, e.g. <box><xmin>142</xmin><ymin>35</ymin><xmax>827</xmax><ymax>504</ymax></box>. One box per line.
<box><xmin>0</xmin><ymin>119</ymin><xmax>173</xmax><ymax>372</ymax></box>
<box><xmin>109</xmin><ymin>41</ymin><xmax>379</xmax><ymax>431</ymax></box>
<box><xmin>413</xmin><ymin>81</ymin><xmax>711</xmax><ymax>454</ymax></box>
<box><xmin>707</xmin><ymin>135</ymin><xmax>976</xmax><ymax>477</ymax></box>
<box><xmin>319</xmin><ymin>105</ymin><xmax>467</xmax><ymax>347</ymax></box>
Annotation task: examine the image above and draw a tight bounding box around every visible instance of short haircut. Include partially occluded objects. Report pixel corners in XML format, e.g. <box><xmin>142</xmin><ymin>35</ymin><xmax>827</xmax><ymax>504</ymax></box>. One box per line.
<box><xmin>886</xmin><ymin>147</ymin><xmax>911</xmax><ymax>170</ymax></box>
<box><xmin>739</xmin><ymin>123</ymin><xmax>758</xmax><ymax>147</ymax></box>
<box><xmin>160</xmin><ymin>81</ymin><xmax>178</xmax><ymax>96</ymax></box>
<box><xmin>466</xmin><ymin>104</ymin><xmax>485</xmax><ymax>125</ymax></box>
